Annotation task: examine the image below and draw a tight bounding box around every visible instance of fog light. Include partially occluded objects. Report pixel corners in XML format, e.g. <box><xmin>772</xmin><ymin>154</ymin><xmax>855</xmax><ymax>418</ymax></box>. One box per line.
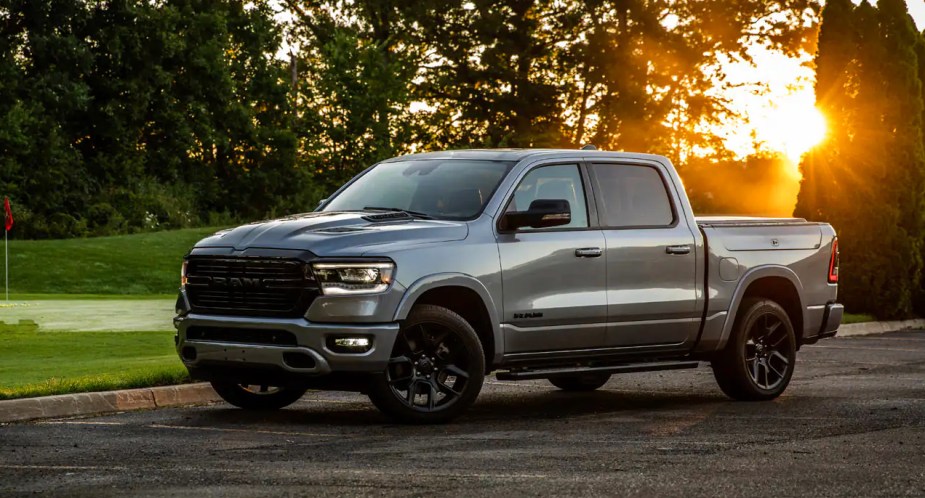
<box><xmin>328</xmin><ymin>336</ymin><xmax>373</xmax><ymax>353</ymax></box>
<box><xmin>335</xmin><ymin>337</ymin><xmax>370</xmax><ymax>348</ymax></box>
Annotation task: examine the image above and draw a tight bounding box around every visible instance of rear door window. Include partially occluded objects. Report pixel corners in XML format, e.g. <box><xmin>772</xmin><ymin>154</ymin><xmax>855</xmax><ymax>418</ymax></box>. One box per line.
<box><xmin>590</xmin><ymin>164</ymin><xmax>675</xmax><ymax>228</ymax></box>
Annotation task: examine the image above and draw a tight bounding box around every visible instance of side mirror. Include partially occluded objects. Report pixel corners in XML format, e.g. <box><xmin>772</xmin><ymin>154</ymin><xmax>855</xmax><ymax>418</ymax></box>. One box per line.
<box><xmin>501</xmin><ymin>199</ymin><xmax>571</xmax><ymax>230</ymax></box>
<box><xmin>316</xmin><ymin>198</ymin><xmax>327</xmax><ymax>210</ymax></box>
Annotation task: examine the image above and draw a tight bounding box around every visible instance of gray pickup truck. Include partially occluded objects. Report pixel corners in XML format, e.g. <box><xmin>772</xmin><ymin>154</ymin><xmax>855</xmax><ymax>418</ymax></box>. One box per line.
<box><xmin>174</xmin><ymin>149</ymin><xmax>842</xmax><ymax>423</ymax></box>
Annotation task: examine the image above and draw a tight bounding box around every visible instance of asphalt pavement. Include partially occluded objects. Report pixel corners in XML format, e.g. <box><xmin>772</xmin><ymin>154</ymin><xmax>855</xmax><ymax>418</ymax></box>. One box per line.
<box><xmin>2</xmin><ymin>331</ymin><xmax>924</xmax><ymax>497</ymax></box>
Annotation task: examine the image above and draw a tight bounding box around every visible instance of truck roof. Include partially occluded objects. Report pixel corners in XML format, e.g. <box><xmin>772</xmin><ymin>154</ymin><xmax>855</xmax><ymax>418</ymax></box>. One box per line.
<box><xmin>382</xmin><ymin>149</ymin><xmax>670</xmax><ymax>163</ymax></box>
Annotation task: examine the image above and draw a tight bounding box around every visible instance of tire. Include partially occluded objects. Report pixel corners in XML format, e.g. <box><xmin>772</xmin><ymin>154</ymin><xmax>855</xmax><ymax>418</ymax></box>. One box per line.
<box><xmin>368</xmin><ymin>304</ymin><xmax>486</xmax><ymax>424</ymax></box>
<box><xmin>712</xmin><ymin>297</ymin><xmax>797</xmax><ymax>401</ymax></box>
<box><xmin>210</xmin><ymin>382</ymin><xmax>307</xmax><ymax>410</ymax></box>
<box><xmin>548</xmin><ymin>373</ymin><xmax>611</xmax><ymax>391</ymax></box>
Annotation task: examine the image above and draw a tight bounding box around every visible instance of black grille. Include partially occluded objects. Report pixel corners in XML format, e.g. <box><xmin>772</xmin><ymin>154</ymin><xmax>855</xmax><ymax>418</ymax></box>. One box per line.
<box><xmin>185</xmin><ymin>257</ymin><xmax>318</xmax><ymax>318</ymax></box>
<box><xmin>186</xmin><ymin>326</ymin><xmax>298</xmax><ymax>346</ymax></box>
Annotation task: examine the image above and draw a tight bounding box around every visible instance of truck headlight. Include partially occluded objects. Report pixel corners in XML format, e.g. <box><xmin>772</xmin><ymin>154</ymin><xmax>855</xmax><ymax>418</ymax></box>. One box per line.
<box><xmin>311</xmin><ymin>261</ymin><xmax>395</xmax><ymax>295</ymax></box>
<box><xmin>180</xmin><ymin>260</ymin><xmax>188</xmax><ymax>289</ymax></box>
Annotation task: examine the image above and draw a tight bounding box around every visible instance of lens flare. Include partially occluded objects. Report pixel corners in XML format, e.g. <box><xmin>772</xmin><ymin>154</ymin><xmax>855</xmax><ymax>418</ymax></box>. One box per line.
<box><xmin>755</xmin><ymin>102</ymin><xmax>827</xmax><ymax>173</ymax></box>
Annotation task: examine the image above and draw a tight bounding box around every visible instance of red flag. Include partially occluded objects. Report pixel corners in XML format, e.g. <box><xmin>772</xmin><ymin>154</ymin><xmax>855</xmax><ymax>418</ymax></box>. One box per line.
<box><xmin>3</xmin><ymin>197</ymin><xmax>12</xmax><ymax>231</ymax></box>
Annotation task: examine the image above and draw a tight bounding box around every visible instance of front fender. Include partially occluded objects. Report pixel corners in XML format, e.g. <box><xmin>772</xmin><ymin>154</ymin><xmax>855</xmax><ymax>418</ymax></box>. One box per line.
<box><xmin>393</xmin><ymin>273</ymin><xmax>504</xmax><ymax>365</ymax></box>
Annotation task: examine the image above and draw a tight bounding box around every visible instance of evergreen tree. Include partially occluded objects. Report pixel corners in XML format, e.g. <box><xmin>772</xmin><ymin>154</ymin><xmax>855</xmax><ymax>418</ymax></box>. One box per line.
<box><xmin>870</xmin><ymin>0</ymin><xmax>924</xmax><ymax>318</ymax></box>
<box><xmin>794</xmin><ymin>0</ymin><xmax>855</xmax><ymax>222</ymax></box>
<box><xmin>795</xmin><ymin>0</ymin><xmax>925</xmax><ymax>318</ymax></box>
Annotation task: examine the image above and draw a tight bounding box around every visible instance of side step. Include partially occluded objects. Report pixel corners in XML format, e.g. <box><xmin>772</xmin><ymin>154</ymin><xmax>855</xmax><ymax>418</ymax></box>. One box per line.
<box><xmin>495</xmin><ymin>361</ymin><xmax>700</xmax><ymax>381</ymax></box>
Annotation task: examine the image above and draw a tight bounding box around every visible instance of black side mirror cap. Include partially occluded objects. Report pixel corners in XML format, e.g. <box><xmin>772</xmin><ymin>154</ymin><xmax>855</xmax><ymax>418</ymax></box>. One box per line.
<box><xmin>501</xmin><ymin>199</ymin><xmax>571</xmax><ymax>230</ymax></box>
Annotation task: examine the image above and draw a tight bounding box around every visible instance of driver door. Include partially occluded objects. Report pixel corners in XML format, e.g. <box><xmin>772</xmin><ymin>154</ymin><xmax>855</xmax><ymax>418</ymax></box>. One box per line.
<box><xmin>496</xmin><ymin>163</ymin><xmax>608</xmax><ymax>353</ymax></box>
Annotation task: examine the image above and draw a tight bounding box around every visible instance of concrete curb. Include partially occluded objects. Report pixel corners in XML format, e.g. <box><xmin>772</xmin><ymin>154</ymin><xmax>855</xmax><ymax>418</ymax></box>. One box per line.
<box><xmin>0</xmin><ymin>383</ymin><xmax>220</xmax><ymax>424</ymax></box>
<box><xmin>837</xmin><ymin>319</ymin><xmax>925</xmax><ymax>337</ymax></box>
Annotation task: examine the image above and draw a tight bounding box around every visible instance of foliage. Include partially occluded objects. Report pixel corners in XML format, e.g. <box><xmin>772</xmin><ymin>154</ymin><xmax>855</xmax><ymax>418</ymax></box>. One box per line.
<box><xmin>0</xmin><ymin>0</ymin><xmax>822</xmax><ymax>237</ymax></box>
<box><xmin>795</xmin><ymin>0</ymin><xmax>925</xmax><ymax>319</ymax></box>
<box><xmin>0</xmin><ymin>0</ymin><xmax>316</xmax><ymax>239</ymax></box>
<box><xmin>2</xmin><ymin>227</ymin><xmax>220</xmax><ymax>295</ymax></box>
<box><xmin>282</xmin><ymin>0</ymin><xmax>820</xmax><ymax>181</ymax></box>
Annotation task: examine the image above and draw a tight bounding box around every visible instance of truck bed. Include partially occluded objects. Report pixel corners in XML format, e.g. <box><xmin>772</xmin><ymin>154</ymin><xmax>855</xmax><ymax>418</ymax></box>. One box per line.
<box><xmin>697</xmin><ymin>217</ymin><xmax>824</xmax><ymax>251</ymax></box>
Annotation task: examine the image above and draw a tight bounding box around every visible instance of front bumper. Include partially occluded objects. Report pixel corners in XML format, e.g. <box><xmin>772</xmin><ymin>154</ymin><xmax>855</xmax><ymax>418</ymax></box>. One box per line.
<box><xmin>174</xmin><ymin>313</ymin><xmax>400</xmax><ymax>377</ymax></box>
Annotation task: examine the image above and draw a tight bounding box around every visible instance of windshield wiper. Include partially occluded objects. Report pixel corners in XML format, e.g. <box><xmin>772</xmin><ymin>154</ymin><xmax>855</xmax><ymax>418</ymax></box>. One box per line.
<box><xmin>362</xmin><ymin>207</ymin><xmax>435</xmax><ymax>220</ymax></box>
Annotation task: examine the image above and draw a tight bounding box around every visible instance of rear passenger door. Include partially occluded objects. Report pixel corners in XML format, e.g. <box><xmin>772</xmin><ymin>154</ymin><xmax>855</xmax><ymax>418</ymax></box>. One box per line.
<box><xmin>588</xmin><ymin>162</ymin><xmax>700</xmax><ymax>347</ymax></box>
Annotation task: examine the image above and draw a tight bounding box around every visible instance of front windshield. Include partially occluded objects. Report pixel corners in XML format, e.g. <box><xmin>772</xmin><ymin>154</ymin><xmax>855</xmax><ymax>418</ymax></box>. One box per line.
<box><xmin>322</xmin><ymin>159</ymin><xmax>516</xmax><ymax>220</ymax></box>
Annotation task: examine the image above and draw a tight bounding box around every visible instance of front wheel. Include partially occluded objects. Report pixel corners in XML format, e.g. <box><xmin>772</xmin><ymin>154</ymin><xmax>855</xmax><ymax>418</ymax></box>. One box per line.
<box><xmin>712</xmin><ymin>298</ymin><xmax>797</xmax><ymax>401</ymax></box>
<box><xmin>367</xmin><ymin>305</ymin><xmax>485</xmax><ymax>424</ymax></box>
<box><xmin>210</xmin><ymin>382</ymin><xmax>307</xmax><ymax>410</ymax></box>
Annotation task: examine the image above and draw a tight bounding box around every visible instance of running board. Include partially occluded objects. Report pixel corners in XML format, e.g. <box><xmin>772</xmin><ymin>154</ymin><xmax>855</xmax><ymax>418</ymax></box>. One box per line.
<box><xmin>495</xmin><ymin>361</ymin><xmax>700</xmax><ymax>381</ymax></box>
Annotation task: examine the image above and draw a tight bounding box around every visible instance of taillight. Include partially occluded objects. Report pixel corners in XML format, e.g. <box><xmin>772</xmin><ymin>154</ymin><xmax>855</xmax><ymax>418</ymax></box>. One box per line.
<box><xmin>827</xmin><ymin>238</ymin><xmax>839</xmax><ymax>283</ymax></box>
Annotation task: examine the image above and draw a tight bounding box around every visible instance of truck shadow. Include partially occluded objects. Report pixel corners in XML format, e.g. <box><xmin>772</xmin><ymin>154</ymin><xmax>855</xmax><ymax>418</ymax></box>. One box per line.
<box><xmin>193</xmin><ymin>388</ymin><xmax>730</xmax><ymax>428</ymax></box>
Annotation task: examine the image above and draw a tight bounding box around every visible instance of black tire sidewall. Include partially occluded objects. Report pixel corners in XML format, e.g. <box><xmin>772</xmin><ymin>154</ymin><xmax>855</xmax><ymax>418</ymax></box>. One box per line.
<box><xmin>211</xmin><ymin>381</ymin><xmax>307</xmax><ymax>410</ymax></box>
<box><xmin>368</xmin><ymin>304</ymin><xmax>486</xmax><ymax>424</ymax></box>
<box><xmin>713</xmin><ymin>298</ymin><xmax>796</xmax><ymax>400</ymax></box>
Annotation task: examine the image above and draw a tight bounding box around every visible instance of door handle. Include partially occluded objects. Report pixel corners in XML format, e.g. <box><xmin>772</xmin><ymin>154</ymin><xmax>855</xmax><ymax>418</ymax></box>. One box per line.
<box><xmin>575</xmin><ymin>247</ymin><xmax>603</xmax><ymax>258</ymax></box>
<box><xmin>666</xmin><ymin>245</ymin><xmax>691</xmax><ymax>255</ymax></box>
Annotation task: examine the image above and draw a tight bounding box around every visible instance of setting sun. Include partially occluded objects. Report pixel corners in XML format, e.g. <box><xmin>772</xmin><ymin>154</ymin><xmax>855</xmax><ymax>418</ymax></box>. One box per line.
<box><xmin>717</xmin><ymin>45</ymin><xmax>828</xmax><ymax>171</ymax></box>
<box><xmin>764</xmin><ymin>104</ymin><xmax>828</xmax><ymax>165</ymax></box>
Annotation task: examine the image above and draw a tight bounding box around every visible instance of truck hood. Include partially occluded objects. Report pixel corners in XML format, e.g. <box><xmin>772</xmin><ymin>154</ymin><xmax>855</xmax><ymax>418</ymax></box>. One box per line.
<box><xmin>193</xmin><ymin>212</ymin><xmax>469</xmax><ymax>257</ymax></box>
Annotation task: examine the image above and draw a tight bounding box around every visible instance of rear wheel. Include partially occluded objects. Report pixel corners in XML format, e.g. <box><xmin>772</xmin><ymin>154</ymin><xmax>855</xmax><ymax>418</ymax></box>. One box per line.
<box><xmin>548</xmin><ymin>373</ymin><xmax>611</xmax><ymax>391</ymax></box>
<box><xmin>210</xmin><ymin>382</ymin><xmax>307</xmax><ymax>410</ymax></box>
<box><xmin>368</xmin><ymin>305</ymin><xmax>485</xmax><ymax>424</ymax></box>
<box><xmin>712</xmin><ymin>298</ymin><xmax>797</xmax><ymax>401</ymax></box>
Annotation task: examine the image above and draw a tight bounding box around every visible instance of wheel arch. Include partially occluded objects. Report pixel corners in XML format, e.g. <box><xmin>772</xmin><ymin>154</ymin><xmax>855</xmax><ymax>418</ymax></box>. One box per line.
<box><xmin>393</xmin><ymin>274</ymin><xmax>502</xmax><ymax>368</ymax></box>
<box><xmin>718</xmin><ymin>266</ymin><xmax>806</xmax><ymax>350</ymax></box>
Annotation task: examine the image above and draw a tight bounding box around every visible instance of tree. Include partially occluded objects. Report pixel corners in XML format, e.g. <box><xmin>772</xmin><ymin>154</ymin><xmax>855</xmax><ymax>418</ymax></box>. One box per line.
<box><xmin>794</xmin><ymin>0</ymin><xmax>855</xmax><ymax>222</ymax></box>
<box><xmin>0</xmin><ymin>0</ymin><xmax>307</xmax><ymax>237</ymax></box>
<box><xmin>284</xmin><ymin>0</ymin><xmax>425</xmax><ymax>189</ymax></box>
<box><xmin>795</xmin><ymin>0</ymin><xmax>925</xmax><ymax>318</ymax></box>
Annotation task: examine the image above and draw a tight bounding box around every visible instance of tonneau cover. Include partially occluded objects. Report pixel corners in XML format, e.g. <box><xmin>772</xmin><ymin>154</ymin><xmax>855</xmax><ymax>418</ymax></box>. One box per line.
<box><xmin>698</xmin><ymin>217</ymin><xmax>824</xmax><ymax>251</ymax></box>
<box><xmin>696</xmin><ymin>216</ymin><xmax>811</xmax><ymax>227</ymax></box>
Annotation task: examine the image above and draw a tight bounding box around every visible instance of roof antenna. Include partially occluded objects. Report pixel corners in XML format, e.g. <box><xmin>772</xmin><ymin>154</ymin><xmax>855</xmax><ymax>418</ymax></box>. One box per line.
<box><xmin>580</xmin><ymin>144</ymin><xmax>597</xmax><ymax>150</ymax></box>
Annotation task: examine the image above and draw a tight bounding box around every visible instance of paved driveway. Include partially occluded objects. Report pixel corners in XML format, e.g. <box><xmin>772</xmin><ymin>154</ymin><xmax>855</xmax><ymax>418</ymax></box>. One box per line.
<box><xmin>1</xmin><ymin>332</ymin><xmax>924</xmax><ymax>496</ymax></box>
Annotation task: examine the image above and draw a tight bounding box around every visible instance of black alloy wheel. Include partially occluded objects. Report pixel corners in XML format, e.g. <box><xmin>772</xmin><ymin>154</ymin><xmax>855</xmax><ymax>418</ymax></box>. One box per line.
<box><xmin>712</xmin><ymin>298</ymin><xmax>797</xmax><ymax>401</ymax></box>
<box><xmin>744</xmin><ymin>313</ymin><xmax>793</xmax><ymax>391</ymax></box>
<box><xmin>368</xmin><ymin>305</ymin><xmax>485</xmax><ymax>423</ymax></box>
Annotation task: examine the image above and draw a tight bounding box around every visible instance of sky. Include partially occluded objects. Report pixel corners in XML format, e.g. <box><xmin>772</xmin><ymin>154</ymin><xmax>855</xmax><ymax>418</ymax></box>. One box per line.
<box><xmin>903</xmin><ymin>0</ymin><xmax>925</xmax><ymax>27</ymax></box>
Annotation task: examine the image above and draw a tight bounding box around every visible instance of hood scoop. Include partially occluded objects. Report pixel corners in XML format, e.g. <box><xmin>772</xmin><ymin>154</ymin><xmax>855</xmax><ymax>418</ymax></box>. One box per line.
<box><xmin>361</xmin><ymin>211</ymin><xmax>414</xmax><ymax>222</ymax></box>
<box><xmin>315</xmin><ymin>226</ymin><xmax>371</xmax><ymax>234</ymax></box>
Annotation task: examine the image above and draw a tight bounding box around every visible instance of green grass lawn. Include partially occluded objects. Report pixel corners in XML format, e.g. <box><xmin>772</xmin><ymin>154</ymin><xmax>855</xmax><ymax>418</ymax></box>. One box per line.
<box><xmin>0</xmin><ymin>228</ymin><xmax>220</xmax><ymax>399</ymax></box>
<box><xmin>0</xmin><ymin>327</ymin><xmax>187</xmax><ymax>400</ymax></box>
<box><xmin>2</xmin><ymin>227</ymin><xmax>220</xmax><ymax>295</ymax></box>
<box><xmin>843</xmin><ymin>313</ymin><xmax>876</xmax><ymax>324</ymax></box>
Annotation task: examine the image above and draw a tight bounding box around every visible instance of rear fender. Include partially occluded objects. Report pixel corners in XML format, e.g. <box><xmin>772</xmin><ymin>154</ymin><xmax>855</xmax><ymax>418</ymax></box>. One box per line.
<box><xmin>713</xmin><ymin>265</ymin><xmax>805</xmax><ymax>351</ymax></box>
